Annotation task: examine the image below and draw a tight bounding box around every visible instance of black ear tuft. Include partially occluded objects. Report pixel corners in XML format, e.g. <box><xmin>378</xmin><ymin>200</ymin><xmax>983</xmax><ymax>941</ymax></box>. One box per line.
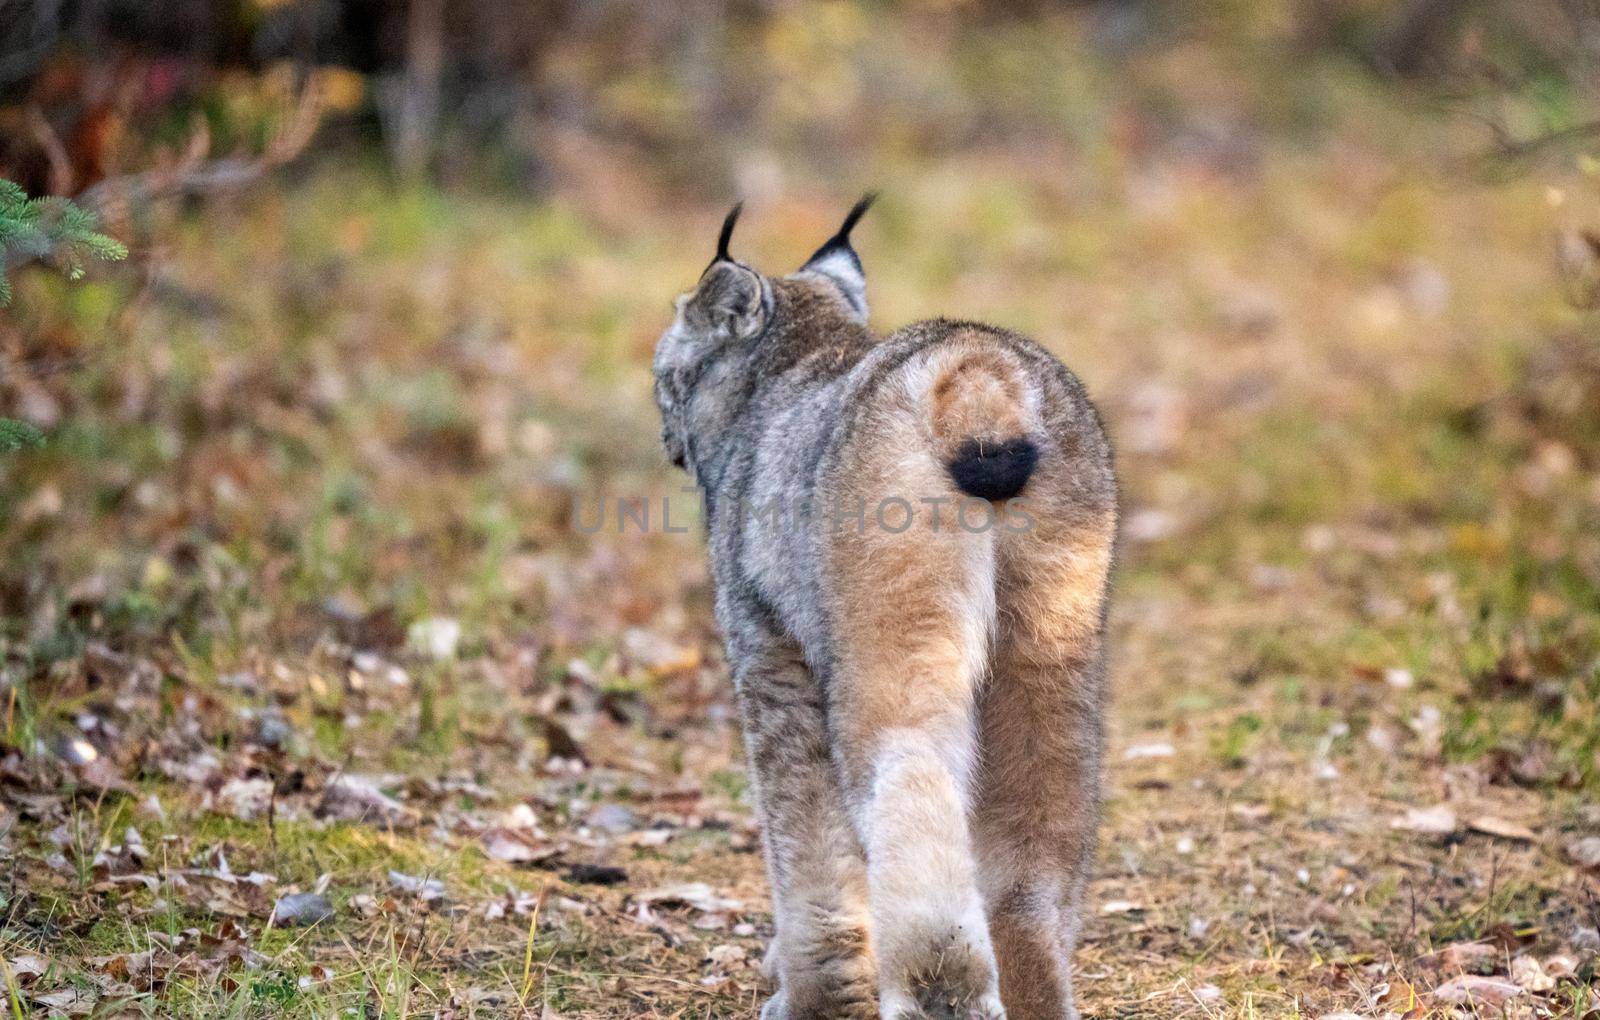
<box><xmin>713</xmin><ymin>201</ymin><xmax>743</xmax><ymax>267</ymax></box>
<box><xmin>802</xmin><ymin>193</ymin><xmax>876</xmax><ymax>272</ymax></box>
<box><xmin>800</xmin><ymin>193</ymin><xmax>876</xmax><ymax>320</ymax></box>
<box><xmin>835</xmin><ymin>192</ymin><xmax>877</xmax><ymax>243</ymax></box>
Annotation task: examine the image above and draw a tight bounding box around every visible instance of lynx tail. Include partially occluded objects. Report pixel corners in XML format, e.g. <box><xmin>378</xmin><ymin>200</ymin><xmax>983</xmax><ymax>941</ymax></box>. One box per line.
<box><xmin>929</xmin><ymin>346</ymin><xmax>1039</xmax><ymax>501</ymax></box>
<box><xmin>946</xmin><ymin>437</ymin><xmax>1038</xmax><ymax>501</ymax></box>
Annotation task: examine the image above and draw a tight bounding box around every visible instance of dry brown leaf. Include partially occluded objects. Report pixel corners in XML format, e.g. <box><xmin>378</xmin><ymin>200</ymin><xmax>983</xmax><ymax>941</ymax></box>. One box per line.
<box><xmin>1468</xmin><ymin>815</ymin><xmax>1537</xmax><ymax>842</ymax></box>
<box><xmin>271</xmin><ymin>892</ymin><xmax>334</xmax><ymax>927</ymax></box>
<box><xmin>538</xmin><ymin>717</ymin><xmax>588</xmax><ymax>764</ymax></box>
<box><xmin>482</xmin><ymin>827</ymin><xmax>560</xmax><ymax>866</ymax></box>
<box><xmin>30</xmin><ymin>987</ymin><xmax>98</xmax><ymax>1014</ymax></box>
<box><xmin>5</xmin><ymin>954</ymin><xmax>48</xmax><ymax>982</ymax></box>
<box><xmin>1390</xmin><ymin>805</ymin><xmax>1457</xmax><ymax>835</ymax></box>
<box><xmin>1431</xmin><ymin>975</ymin><xmax>1525</xmax><ymax>1006</ymax></box>
<box><xmin>387</xmin><ymin>869</ymin><xmax>446</xmax><ymax>902</ymax></box>
<box><xmin>1416</xmin><ymin>941</ymin><xmax>1498</xmax><ymax>974</ymax></box>
<box><xmin>318</xmin><ymin>774</ymin><xmax>419</xmax><ymax>828</ymax></box>
<box><xmin>1510</xmin><ymin>954</ymin><xmax>1555</xmax><ymax>992</ymax></box>
<box><xmin>634</xmin><ymin>882</ymin><xmax>742</xmax><ymax>913</ymax></box>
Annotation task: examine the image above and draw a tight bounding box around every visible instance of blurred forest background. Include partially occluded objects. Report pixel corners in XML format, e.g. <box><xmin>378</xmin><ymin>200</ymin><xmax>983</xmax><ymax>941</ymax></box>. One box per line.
<box><xmin>3</xmin><ymin>1</ymin><xmax>1600</xmax><ymax>1017</ymax></box>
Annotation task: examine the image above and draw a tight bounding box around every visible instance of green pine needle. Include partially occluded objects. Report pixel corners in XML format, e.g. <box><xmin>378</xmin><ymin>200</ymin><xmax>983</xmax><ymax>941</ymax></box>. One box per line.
<box><xmin>0</xmin><ymin>177</ymin><xmax>127</xmax><ymax>306</ymax></box>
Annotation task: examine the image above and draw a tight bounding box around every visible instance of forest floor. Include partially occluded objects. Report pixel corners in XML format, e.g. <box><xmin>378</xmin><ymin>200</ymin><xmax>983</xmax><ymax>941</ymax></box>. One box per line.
<box><xmin>4</xmin><ymin>26</ymin><xmax>1600</xmax><ymax>1020</ymax></box>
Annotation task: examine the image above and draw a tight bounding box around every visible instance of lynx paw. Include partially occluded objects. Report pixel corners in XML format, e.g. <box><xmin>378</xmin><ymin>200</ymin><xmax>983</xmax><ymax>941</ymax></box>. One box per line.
<box><xmin>765</xmin><ymin>925</ymin><xmax>879</xmax><ymax>1020</ymax></box>
<box><xmin>882</xmin><ymin>931</ymin><xmax>1005</xmax><ymax>1020</ymax></box>
<box><xmin>885</xmin><ymin>995</ymin><xmax>1004</xmax><ymax>1020</ymax></box>
<box><xmin>765</xmin><ymin>983</ymin><xmax>880</xmax><ymax>1020</ymax></box>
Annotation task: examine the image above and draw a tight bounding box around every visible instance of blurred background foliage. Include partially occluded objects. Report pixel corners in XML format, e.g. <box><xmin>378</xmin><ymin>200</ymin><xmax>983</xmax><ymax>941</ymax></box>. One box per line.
<box><xmin>2</xmin><ymin>0</ymin><xmax>1600</xmax><ymax>196</ymax></box>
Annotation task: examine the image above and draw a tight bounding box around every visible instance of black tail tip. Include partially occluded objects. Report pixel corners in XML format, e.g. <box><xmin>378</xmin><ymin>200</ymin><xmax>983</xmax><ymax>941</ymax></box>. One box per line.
<box><xmin>947</xmin><ymin>437</ymin><xmax>1038</xmax><ymax>501</ymax></box>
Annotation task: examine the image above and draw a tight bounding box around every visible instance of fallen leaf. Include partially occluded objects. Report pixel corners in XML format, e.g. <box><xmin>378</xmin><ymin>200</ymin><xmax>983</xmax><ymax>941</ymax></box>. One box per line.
<box><xmin>5</xmin><ymin>954</ymin><xmax>48</xmax><ymax>982</ymax></box>
<box><xmin>1123</xmin><ymin>742</ymin><xmax>1175</xmax><ymax>760</ymax></box>
<box><xmin>30</xmin><ymin>987</ymin><xmax>97</xmax><ymax>1013</ymax></box>
<box><xmin>1431</xmin><ymin>975</ymin><xmax>1524</xmax><ymax>1006</ymax></box>
<box><xmin>1568</xmin><ymin>836</ymin><xmax>1600</xmax><ymax>870</ymax></box>
<box><xmin>1416</xmin><ymin>941</ymin><xmax>1498</xmax><ymax>974</ymax></box>
<box><xmin>482</xmin><ymin>827</ymin><xmax>559</xmax><ymax>865</ymax></box>
<box><xmin>1468</xmin><ymin>815</ymin><xmax>1537</xmax><ymax>842</ymax></box>
<box><xmin>271</xmin><ymin>892</ymin><xmax>334</xmax><ymax>927</ymax></box>
<box><xmin>634</xmin><ymin>882</ymin><xmax>741</xmax><ymax>913</ymax></box>
<box><xmin>1100</xmin><ymin>900</ymin><xmax>1144</xmax><ymax>915</ymax></box>
<box><xmin>500</xmin><ymin>803</ymin><xmax>540</xmax><ymax>831</ymax></box>
<box><xmin>1544</xmin><ymin>954</ymin><xmax>1577</xmax><ymax>979</ymax></box>
<box><xmin>1378</xmin><ymin>976</ymin><xmax>1422</xmax><ymax>1011</ymax></box>
<box><xmin>319</xmin><ymin>774</ymin><xmax>418</xmax><ymax>828</ymax></box>
<box><xmin>586</xmin><ymin>803</ymin><xmax>639</xmax><ymax>834</ymax></box>
<box><xmin>1391</xmin><ymin>805</ymin><xmax>1457</xmax><ymax>835</ymax></box>
<box><xmin>212</xmin><ymin>777</ymin><xmax>274</xmax><ymax>821</ymax></box>
<box><xmin>1510</xmin><ymin>954</ymin><xmax>1555</xmax><ymax>992</ymax></box>
<box><xmin>387</xmin><ymin>869</ymin><xmax>446</xmax><ymax>902</ymax></box>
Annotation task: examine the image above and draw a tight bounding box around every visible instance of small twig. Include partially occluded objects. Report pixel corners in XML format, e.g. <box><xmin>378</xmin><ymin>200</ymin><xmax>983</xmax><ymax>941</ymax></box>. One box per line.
<box><xmin>1406</xmin><ymin>879</ymin><xmax>1418</xmax><ymax>943</ymax></box>
<box><xmin>266</xmin><ymin>771</ymin><xmax>279</xmax><ymax>859</ymax></box>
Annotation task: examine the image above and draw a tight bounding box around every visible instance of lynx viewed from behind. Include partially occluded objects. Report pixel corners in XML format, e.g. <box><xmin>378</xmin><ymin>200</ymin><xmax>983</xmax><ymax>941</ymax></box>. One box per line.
<box><xmin>652</xmin><ymin>197</ymin><xmax>1117</xmax><ymax>1020</ymax></box>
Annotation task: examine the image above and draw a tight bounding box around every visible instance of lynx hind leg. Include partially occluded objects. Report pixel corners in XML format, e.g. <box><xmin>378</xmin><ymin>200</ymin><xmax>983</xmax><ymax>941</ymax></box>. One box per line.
<box><xmin>974</xmin><ymin>430</ymin><xmax>1115</xmax><ymax>1020</ymax></box>
<box><xmin>825</xmin><ymin>399</ymin><xmax>1007</xmax><ymax>1019</ymax></box>
<box><xmin>731</xmin><ymin>623</ymin><xmax>878</xmax><ymax>1020</ymax></box>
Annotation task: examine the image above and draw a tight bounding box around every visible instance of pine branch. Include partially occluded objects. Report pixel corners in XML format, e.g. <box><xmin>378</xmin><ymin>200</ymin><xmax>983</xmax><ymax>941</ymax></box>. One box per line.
<box><xmin>0</xmin><ymin>178</ymin><xmax>127</xmax><ymax>305</ymax></box>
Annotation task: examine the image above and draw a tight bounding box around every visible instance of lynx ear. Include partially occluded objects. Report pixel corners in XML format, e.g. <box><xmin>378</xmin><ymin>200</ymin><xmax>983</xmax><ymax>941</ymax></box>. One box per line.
<box><xmin>691</xmin><ymin>260</ymin><xmax>769</xmax><ymax>342</ymax></box>
<box><xmin>689</xmin><ymin>202</ymin><xmax>768</xmax><ymax>341</ymax></box>
<box><xmin>800</xmin><ymin>193</ymin><xmax>875</xmax><ymax>320</ymax></box>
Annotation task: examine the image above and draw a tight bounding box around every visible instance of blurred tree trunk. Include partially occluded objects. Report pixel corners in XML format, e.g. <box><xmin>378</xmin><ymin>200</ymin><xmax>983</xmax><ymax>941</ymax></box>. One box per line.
<box><xmin>389</xmin><ymin>0</ymin><xmax>445</xmax><ymax>180</ymax></box>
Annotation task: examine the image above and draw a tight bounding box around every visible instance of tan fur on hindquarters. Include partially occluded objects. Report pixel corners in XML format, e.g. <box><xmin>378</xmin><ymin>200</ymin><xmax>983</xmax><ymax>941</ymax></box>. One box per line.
<box><xmin>827</xmin><ymin>356</ymin><xmax>1005</xmax><ymax>1019</ymax></box>
<box><xmin>975</xmin><ymin>429</ymin><xmax>1115</xmax><ymax>1020</ymax></box>
<box><xmin>653</xmin><ymin>201</ymin><xmax>1117</xmax><ymax>1020</ymax></box>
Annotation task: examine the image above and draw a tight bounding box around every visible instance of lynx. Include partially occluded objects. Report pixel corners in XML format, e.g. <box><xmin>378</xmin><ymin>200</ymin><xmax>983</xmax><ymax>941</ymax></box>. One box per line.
<box><xmin>652</xmin><ymin>198</ymin><xmax>1117</xmax><ymax>1020</ymax></box>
